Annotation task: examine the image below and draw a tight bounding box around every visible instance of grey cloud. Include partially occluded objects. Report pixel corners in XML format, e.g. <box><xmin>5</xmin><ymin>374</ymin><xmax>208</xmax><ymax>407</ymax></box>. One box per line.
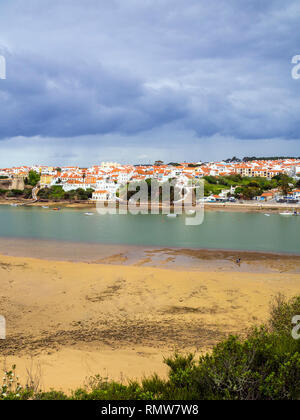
<box><xmin>0</xmin><ymin>0</ymin><xmax>300</xmax><ymax>163</ymax></box>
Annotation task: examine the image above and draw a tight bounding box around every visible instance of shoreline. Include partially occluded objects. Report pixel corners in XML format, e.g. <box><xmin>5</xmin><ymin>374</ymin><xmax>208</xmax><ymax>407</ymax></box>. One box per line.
<box><xmin>0</xmin><ymin>198</ymin><xmax>299</xmax><ymax>213</ymax></box>
<box><xmin>0</xmin><ymin>238</ymin><xmax>299</xmax><ymax>272</ymax></box>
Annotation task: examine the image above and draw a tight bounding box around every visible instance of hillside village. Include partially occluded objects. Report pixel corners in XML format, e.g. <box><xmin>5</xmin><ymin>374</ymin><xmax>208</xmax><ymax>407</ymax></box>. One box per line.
<box><xmin>1</xmin><ymin>158</ymin><xmax>300</xmax><ymax>203</ymax></box>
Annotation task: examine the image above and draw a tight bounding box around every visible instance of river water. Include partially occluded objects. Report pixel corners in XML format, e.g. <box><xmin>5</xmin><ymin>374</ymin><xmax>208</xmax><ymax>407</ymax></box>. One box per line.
<box><xmin>0</xmin><ymin>206</ymin><xmax>299</xmax><ymax>254</ymax></box>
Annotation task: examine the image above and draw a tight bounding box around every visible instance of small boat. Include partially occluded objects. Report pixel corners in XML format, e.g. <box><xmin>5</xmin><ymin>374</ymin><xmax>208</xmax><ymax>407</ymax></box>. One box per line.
<box><xmin>52</xmin><ymin>208</ymin><xmax>61</xmax><ymax>211</ymax></box>
<box><xmin>264</xmin><ymin>214</ymin><xmax>270</xmax><ymax>217</ymax></box>
<box><xmin>166</xmin><ymin>214</ymin><xmax>177</xmax><ymax>218</ymax></box>
<box><xmin>10</xmin><ymin>203</ymin><xmax>18</xmax><ymax>207</ymax></box>
<box><xmin>84</xmin><ymin>212</ymin><xmax>94</xmax><ymax>216</ymax></box>
<box><xmin>42</xmin><ymin>206</ymin><xmax>49</xmax><ymax>209</ymax></box>
<box><xmin>280</xmin><ymin>212</ymin><xmax>293</xmax><ymax>216</ymax></box>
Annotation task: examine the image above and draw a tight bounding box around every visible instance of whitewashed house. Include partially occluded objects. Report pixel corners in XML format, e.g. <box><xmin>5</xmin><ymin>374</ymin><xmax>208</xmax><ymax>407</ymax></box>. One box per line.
<box><xmin>289</xmin><ymin>189</ymin><xmax>300</xmax><ymax>200</ymax></box>
<box><xmin>92</xmin><ymin>190</ymin><xmax>110</xmax><ymax>201</ymax></box>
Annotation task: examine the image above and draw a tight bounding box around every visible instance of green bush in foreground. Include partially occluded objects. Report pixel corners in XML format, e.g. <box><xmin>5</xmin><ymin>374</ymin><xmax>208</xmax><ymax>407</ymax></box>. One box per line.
<box><xmin>1</xmin><ymin>294</ymin><xmax>300</xmax><ymax>400</ymax></box>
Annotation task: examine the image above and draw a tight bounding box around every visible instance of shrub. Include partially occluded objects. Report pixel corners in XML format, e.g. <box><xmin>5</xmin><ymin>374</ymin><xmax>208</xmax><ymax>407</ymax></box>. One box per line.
<box><xmin>23</xmin><ymin>188</ymin><xmax>33</xmax><ymax>199</ymax></box>
<box><xmin>6</xmin><ymin>189</ymin><xmax>24</xmax><ymax>197</ymax></box>
<box><xmin>269</xmin><ymin>294</ymin><xmax>300</xmax><ymax>336</ymax></box>
<box><xmin>160</xmin><ymin>294</ymin><xmax>300</xmax><ymax>400</ymax></box>
<box><xmin>1</xmin><ymin>294</ymin><xmax>299</xmax><ymax>400</ymax></box>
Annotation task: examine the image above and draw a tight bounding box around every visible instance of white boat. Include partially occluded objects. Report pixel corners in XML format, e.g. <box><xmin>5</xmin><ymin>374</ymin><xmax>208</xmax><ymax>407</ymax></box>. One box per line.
<box><xmin>84</xmin><ymin>212</ymin><xmax>94</xmax><ymax>216</ymax></box>
<box><xmin>280</xmin><ymin>212</ymin><xmax>294</xmax><ymax>216</ymax></box>
<box><xmin>264</xmin><ymin>214</ymin><xmax>270</xmax><ymax>217</ymax></box>
<box><xmin>166</xmin><ymin>214</ymin><xmax>177</xmax><ymax>218</ymax></box>
<box><xmin>42</xmin><ymin>206</ymin><xmax>49</xmax><ymax>209</ymax></box>
<box><xmin>10</xmin><ymin>203</ymin><xmax>18</xmax><ymax>207</ymax></box>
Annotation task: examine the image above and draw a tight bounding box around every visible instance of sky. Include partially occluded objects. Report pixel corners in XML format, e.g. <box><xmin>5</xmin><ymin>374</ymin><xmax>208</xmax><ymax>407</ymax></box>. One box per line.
<box><xmin>0</xmin><ymin>0</ymin><xmax>300</xmax><ymax>166</ymax></box>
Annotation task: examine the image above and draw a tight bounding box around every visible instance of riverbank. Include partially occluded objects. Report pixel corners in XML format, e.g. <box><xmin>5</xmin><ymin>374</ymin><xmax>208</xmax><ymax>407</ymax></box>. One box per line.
<box><xmin>0</xmin><ymin>198</ymin><xmax>299</xmax><ymax>213</ymax></box>
<box><xmin>0</xmin><ymin>198</ymin><xmax>95</xmax><ymax>209</ymax></box>
<box><xmin>0</xmin><ymin>252</ymin><xmax>299</xmax><ymax>391</ymax></box>
<box><xmin>0</xmin><ymin>238</ymin><xmax>300</xmax><ymax>271</ymax></box>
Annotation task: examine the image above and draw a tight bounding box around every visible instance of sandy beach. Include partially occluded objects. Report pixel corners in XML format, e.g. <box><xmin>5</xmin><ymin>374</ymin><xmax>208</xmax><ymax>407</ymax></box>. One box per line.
<box><xmin>0</xmin><ymin>248</ymin><xmax>299</xmax><ymax>392</ymax></box>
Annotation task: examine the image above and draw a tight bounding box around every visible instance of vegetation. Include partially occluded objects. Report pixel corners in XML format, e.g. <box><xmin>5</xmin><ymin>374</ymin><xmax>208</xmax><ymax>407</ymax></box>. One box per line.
<box><xmin>0</xmin><ymin>188</ymin><xmax>32</xmax><ymax>199</ymax></box>
<box><xmin>120</xmin><ymin>179</ymin><xmax>183</xmax><ymax>204</ymax></box>
<box><xmin>38</xmin><ymin>186</ymin><xmax>93</xmax><ymax>201</ymax></box>
<box><xmin>6</xmin><ymin>189</ymin><xmax>24</xmax><ymax>198</ymax></box>
<box><xmin>224</xmin><ymin>156</ymin><xmax>241</xmax><ymax>163</ymax></box>
<box><xmin>25</xmin><ymin>170</ymin><xmax>40</xmax><ymax>187</ymax></box>
<box><xmin>23</xmin><ymin>189</ymin><xmax>33</xmax><ymax>199</ymax></box>
<box><xmin>1</xmin><ymin>294</ymin><xmax>299</xmax><ymax>400</ymax></box>
<box><xmin>273</xmin><ymin>174</ymin><xmax>293</xmax><ymax>196</ymax></box>
<box><xmin>243</xmin><ymin>156</ymin><xmax>300</xmax><ymax>162</ymax></box>
<box><xmin>203</xmin><ymin>174</ymin><xmax>296</xmax><ymax>199</ymax></box>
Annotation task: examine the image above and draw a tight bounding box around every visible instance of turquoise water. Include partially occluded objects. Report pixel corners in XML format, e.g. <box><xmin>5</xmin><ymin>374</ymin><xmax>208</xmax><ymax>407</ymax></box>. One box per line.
<box><xmin>0</xmin><ymin>206</ymin><xmax>299</xmax><ymax>254</ymax></box>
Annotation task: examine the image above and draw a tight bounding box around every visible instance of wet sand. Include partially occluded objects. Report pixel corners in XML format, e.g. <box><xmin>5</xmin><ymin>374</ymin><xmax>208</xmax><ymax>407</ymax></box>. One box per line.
<box><xmin>0</xmin><ymin>237</ymin><xmax>299</xmax><ymax>273</ymax></box>
<box><xmin>0</xmin><ymin>246</ymin><xmax>299</xmax><ymax>392</ymax></box>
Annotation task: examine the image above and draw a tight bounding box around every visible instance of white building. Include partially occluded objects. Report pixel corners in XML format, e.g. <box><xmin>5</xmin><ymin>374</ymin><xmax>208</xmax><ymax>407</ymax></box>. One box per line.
<box><xmin>289</xmin><ymin>189</ymin><xmax>300</xmax><ymax>199</ymax></box>
<box><xmin>92</xmin><ymin>190</ymin><xmax>110</xmax><ymax>201</ymax></box>
<box><xmin>62</xmin><ymin>183</ymin><xmax>94</xmax><ymax>192</ymax></box>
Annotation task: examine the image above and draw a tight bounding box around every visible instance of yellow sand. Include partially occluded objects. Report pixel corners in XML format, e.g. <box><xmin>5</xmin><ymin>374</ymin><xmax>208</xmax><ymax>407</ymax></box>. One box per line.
<box><xmin>0</xmin><ymin>254</ymin><xmax>299</xmax><ymax>392</ymax></box>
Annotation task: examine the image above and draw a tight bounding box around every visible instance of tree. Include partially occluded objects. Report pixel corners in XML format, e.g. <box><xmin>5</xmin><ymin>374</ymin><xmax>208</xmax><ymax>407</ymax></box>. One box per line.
<box><xmin>235</xmin><ymin>186</ymin><xmax>261</xmax><ymax>200</ymax></box>
<box><xmin>27</xmin><ymin>170</ymin><xmax>40</xmax><ymax>187</ymax></box>
<box><xmin>248</xmin><ymin>181</ymin><xmax>260</xmax><ymax>188</ymax></box>
<box><xmin>203</xmin><ymin>176</ymin><xmax>218</xmax><ymax>184</ymax></box>
<box><xmin>225</xmin><ymin>156</ymin><xmax>241</xmax><ymax>163</ymax></box>
<box><xmin>218</xmin><ymin>177</ymin><xmax>230</xmax><ymax>186</ymax></box>
<box><xmin>278</xmin><ymin>174</ymin><xmax>292</xmax><ymax>196</ymax></box>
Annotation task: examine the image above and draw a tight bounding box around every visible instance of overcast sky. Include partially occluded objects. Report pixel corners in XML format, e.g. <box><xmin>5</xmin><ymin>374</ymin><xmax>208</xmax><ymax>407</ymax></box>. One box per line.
<box><xmin>0</xmin><ymin>0</ymin><xmax>300</xmax><ymax>166</ymax></box>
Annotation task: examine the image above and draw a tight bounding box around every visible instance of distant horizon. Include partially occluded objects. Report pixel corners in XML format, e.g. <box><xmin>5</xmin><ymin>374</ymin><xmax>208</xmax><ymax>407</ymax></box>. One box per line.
<box><xmin>1</xmin><ymin>155</ymin><xmax>300</xmax><ymax>170</ymax></box>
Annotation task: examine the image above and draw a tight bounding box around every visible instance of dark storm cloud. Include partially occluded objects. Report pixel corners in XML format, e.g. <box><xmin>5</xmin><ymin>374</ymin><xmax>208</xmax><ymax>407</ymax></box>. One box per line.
<box><xmin>0</xmin><ymin>53</ymin><xmax>189</xmax><ymax>138</ymax></box>
<box><xmin>0</xmin><ymin>0</ymin><xmax>300</xmax><ymax>162</ymax></box>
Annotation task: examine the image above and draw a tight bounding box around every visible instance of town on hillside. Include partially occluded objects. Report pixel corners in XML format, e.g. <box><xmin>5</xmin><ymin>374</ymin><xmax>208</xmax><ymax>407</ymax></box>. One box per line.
<box><xmin>1</xmin><ymin>158</ymin><xmax>300</xmax><ymax>204</ymax></box>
